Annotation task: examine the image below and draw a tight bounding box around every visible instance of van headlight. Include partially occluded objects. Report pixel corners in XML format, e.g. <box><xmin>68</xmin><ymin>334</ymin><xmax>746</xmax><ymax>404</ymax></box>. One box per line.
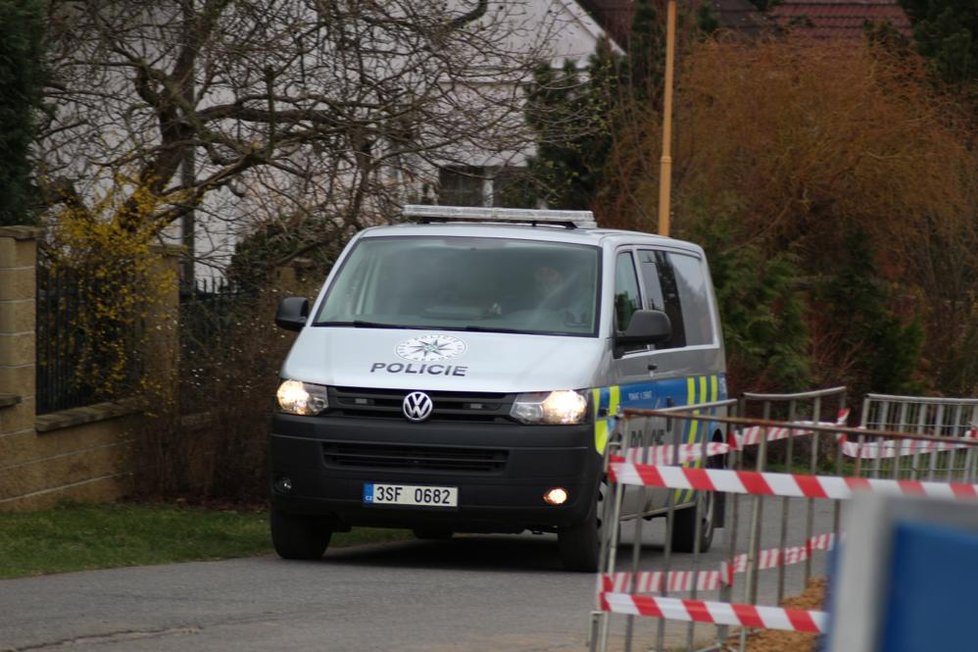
<box><xmin>510</xmin><ymin>390</ymin><xmax>588</xmax><ymax>425</ymax></box>
<box><xmin>277</xmin><ymin>379</ymin><xmax>329</xmax><ymax>416</ymax></box>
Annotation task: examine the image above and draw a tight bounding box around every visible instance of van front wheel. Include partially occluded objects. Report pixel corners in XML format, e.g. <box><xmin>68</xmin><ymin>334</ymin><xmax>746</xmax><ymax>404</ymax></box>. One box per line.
<box><xmin>271</xmin><ymin>508</ymin><xmax>332</xmax><ymax>560</ymax></box>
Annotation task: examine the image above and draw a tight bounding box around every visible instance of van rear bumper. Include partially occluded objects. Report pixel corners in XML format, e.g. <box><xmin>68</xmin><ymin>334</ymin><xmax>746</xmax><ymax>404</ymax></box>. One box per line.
<box><xmin>269</xmin><ymin>413</ymin><xmax>603</xmax><ymax>533</ymax></box>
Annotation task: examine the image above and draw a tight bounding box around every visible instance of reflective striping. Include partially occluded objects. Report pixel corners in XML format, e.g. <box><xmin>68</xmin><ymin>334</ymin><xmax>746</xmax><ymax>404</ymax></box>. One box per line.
<box><xmin>676</xmin><ymin>376</ymin><xmax>704</xmax><ymax>503</ymax></box>
<box><xmin>595</xmin><ymin>419</ymin><xmax>609</xmax><ymax>455</ymax></box>
<box><xmin>600</xmin><ymin>594</ymin><xmax>827</xmax><ymax>633</ymax></box>
<box><xmin>839</xmin><ymin>427</ymin><xmax>978</xmax><ymax>459</ymax></box>
<box><xmin>619</xmin><ymin>441</ymin><xmax>730</xmax><ymax>464</ymax></box>
<box><xmin>593</xmin><ymin>385</ymin><xmax>621</xmax><ymax>455</ymax></box>
<box><xmin>593</xmin><ymin>387</ymin><xmax>611</xmax><ymax>454</ymax></box>
<box><xmin>601</xmin><ymin>532</ymin><xmax>835</xmax><ymax>593</ymax></box>
<box><xmin>612</xmin><ymin>373</ymin><xmax>726</xmax><ymax>501</ymax></box>
<box><xmin>609</xmin><ymin>464</ymin><xmax>978</xmax><ymax>501</ymax></box>
<box><xmin>732</xmin><ymin>409</ymin><xmax>850</xmax><ymax>449</ymax></box>
<box><xmin>609</xmin><ymin>385</ymin><xmax>621</xmax><ymax>416</ymax></box>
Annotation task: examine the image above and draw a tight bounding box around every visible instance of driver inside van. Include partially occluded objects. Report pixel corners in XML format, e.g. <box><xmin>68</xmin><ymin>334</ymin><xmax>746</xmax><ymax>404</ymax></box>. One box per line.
<box><xmin>484</xmin><ymin>262</ymin><xmax>592</xmax><ymax>329</ymax></box>
<box><xmin>484</xmin><ymin>263</ymin><xmax>565</xmax><ymax>317</ymax></box>
<box><xmin>532</xmin><ymin>264</ymin><xmax>591</xmax><ymax>327</ymax></box>
<box><xmin>534</xmin><ymin>265</ymin><xmax>563</xmax><ymax>299</ymax></box>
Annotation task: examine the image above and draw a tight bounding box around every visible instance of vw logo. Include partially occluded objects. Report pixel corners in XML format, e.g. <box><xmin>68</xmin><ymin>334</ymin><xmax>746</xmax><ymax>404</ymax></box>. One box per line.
<box><xmin>402</xmin><ymin>391</ymin><xmax>434</xmax><ymax>422</ymax></box>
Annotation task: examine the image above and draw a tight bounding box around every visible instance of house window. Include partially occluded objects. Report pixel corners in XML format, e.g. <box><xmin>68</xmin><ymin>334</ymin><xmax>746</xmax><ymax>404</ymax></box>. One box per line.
<box><xmin>438</xmin><ymin>166</ymin><xmax>489</xmax><ymax>207</ymax></box>
<box><xmin>437</xmin><ymin>165</ymin><xmax>529</xmax><ymax>207</ymax></box>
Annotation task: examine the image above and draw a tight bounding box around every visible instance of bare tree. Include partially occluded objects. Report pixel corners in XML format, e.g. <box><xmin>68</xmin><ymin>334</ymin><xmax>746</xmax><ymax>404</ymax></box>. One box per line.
<box><xmin>39</xmin><ymin>0</ymin><xmax>563</xmax><ymax>275</ymax></box>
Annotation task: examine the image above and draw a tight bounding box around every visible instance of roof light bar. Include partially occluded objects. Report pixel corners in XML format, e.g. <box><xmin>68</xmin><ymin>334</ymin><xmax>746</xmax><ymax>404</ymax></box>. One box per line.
<box><xmin>402</xmin><ymin>204</ymin><xmax>596</xmax><ymax>229</ymax></box>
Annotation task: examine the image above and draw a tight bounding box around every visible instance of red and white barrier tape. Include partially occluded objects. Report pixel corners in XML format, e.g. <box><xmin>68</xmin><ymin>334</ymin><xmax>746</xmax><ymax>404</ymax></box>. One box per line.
<box><xmin>746</xmin><ymin>531</ymin><xmax>836</xmax><ymax>573</ymax></box>
<box><xmin>616</xmin><ymin>409</ymin><xmax>978</xmax><ymax>462</ymax></box>
<box><xmin>731</xmin><ymin>409</ymin><xmax>850</xmax><ymax>450</ymax></box>
<box><xmin>840</xmin><ymin>428</ymin><xmax>978</xmax><ymax>459</ymax></box>
<box><xmin>612</xmin><ymin>409</ymin><xmax>850</xmax><ymax>464</ymax></box>
<box><xmin>602</xmin><ymin>532</ymin><xmax>836</xmax><ymax>594</ymax></box>
<box><xmin>600</xmin><ymin>593</ymin><xmax>827</xmax><ymax>634</ymax></box>
<box><xmin>603</xmin><ymin>564</ymin><xmax>731</xmax><ymax>593</ymax></box>
<box><xmin>617</xmin><ymin>441</ymin><xmax>730</xmax><ymax>465</ymax></box>
<box><xmin>608</xmin><ymin>464</ymin><xmax>978</xmax><ymax>500</ymax></box>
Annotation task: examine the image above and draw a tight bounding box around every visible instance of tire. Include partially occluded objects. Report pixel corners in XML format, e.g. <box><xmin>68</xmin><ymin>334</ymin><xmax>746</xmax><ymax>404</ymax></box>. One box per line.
<box><xmin>558</xmin><ymin>481</ymin><xmax>607</xmax><ymax>572</ymax></box>
<box><xmin>413</xmin><ymin>527</ymin><xmax>453</xmax><ymax>540</ymax></box>
<box><xmin>672</xmin><ymin>432</ymin><xmax>725</xmax><ymax>553</ymax></box>
<box><xmin>270</xmin><ymin>508</ymin><xmax>332</xmax><ymax>560</ymax></box>
<box><xmin>670</xmin><ymin>490</ymin><xmax>715</xmax><ymax>553</ymax></box>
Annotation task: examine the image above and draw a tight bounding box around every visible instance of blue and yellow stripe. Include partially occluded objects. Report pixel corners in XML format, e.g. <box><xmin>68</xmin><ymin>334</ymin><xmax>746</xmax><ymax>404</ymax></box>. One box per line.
<box><xmin>591</xmin><ymin>373</ymin><xmax>724</xmax><ymax>506</ymax></box>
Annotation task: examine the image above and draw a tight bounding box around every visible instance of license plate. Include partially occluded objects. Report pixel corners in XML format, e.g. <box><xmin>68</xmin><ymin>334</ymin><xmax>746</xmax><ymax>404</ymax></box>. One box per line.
<box><xmin>363</xmin><ymin>483</ymin><xmax>458</xmax><ymax>508</ymax></box>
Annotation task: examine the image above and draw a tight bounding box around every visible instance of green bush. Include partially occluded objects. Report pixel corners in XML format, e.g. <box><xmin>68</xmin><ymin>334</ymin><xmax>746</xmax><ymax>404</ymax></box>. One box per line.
<box><xmin>680</xmin><ymin>208</ymin><xmax>811</xmax><ymax>394</ymax></box>
<box><xmin>0</xmin><ymin>0</ymin><xmax>44</xmax><ymax>226</ymax></box>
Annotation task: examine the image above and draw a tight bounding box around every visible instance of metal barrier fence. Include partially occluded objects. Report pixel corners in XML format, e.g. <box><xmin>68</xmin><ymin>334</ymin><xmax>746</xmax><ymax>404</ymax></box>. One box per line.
<box><xmin>35</xmin><ymin>258</ymin><xmax>140</xmax><ymax>414</ymax></box>
<box><xmin>854</xmin><ymin>393</ymin><xmax>978</xmax><ymax>482</ymax></box>
<box><xmin>178</xmin><ymin>277</ymin><xmax>256</xmax><ymax>410</ymax></box>
<box><xmin>589</xmin><ymin>388</ymin><xmax>978</xmax><ymax>652</ymax></box>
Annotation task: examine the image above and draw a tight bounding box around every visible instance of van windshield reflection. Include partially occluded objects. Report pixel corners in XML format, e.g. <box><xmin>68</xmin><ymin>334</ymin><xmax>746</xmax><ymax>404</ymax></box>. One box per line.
<box><xmin>313</xmin><ymin>236</ymin><xmax>601</xmax><ymax>337</ymax></box>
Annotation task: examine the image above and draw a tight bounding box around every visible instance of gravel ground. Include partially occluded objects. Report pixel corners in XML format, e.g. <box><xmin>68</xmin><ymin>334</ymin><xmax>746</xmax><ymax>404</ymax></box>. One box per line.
<box><xmin>741</xmin><ymin>578</ymin><xmax>825</xmax><ymax>652</ymax></box>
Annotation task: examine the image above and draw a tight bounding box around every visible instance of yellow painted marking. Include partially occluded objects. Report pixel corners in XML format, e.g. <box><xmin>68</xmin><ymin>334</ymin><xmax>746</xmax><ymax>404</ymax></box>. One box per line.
<box><xmin>592</xmin><ymin>387</ymin><xmax>612</xmax><ymax>455</ymax></box>
<box><xmin>609</xmin><ymin>385</ymin><xmax>621</xmax><ymax>416</ymax></box>
<box><xmin>595</xmin><ymin>420</ymin><xmax>608</xmax><ymax>455</ymax></box>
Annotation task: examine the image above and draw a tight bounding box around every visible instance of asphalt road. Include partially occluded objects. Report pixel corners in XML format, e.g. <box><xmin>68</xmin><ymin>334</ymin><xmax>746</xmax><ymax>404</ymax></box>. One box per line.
<box><xmin>1</xmin><ymin>534</ymin><xmax>597</xmax><ymax>652</ymax></box>
<box><xmin>0</xmin><ymin>498</ymin><xmax>838</xmax><ymax>652</ymax></box>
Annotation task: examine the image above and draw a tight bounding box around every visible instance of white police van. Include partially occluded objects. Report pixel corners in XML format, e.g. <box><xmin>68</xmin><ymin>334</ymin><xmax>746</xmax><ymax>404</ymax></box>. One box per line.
<box><xmin>271</xmin><ymin>205</ymin><xmax>727</xmax><ymax>571</ymax></box>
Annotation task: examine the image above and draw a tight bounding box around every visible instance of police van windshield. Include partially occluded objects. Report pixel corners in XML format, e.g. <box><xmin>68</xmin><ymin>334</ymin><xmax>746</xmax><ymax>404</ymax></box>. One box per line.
<box><xmin>313</xmin><ymin>236</ymin><xmax>601</xmax><ymax>337</ymax></box>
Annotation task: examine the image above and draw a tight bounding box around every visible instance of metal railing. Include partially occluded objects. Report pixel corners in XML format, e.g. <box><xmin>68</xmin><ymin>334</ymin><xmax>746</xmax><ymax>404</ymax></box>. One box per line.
<box><xmin>588</xmin><ymin>387</ymin><xmax>978</xmax><ymax>651</ymax></box>
<box><xmin>177</xmin><ymin>277</ymin><xmax>257</xmax><ymax>410</ymax></box>
<box><xmin>35</xmin><ymin>261</ymin><xmax>141</xmax><ymax>414</ymax></box>
<box><xmin>855</xmin><ymin>393</ymin><xmax>978</xmax><ymax>482</ymax></box>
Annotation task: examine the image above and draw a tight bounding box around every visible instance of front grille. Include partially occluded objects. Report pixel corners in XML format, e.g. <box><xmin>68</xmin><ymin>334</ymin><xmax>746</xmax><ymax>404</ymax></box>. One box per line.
<box><xmin>323</xmin><ymin>442</ymin><xmax>508</xmax><ymax>473</ymax></box>
<box><xmin>330</xmin><ymin>387</ymin><xmax>513</xmax><ymax>422</ymax></box>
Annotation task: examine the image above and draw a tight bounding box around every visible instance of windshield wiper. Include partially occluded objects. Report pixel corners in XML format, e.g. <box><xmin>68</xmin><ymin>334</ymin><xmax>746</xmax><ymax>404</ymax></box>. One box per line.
<box><xmin>312</xmin><ymin>320</ymin><xmax>411</xmax><ymax>329</ymax></box>
<box><xmin>455</xmin><ymin>325</ymin><xmax>527</xmax><ymax>334</ymax></box>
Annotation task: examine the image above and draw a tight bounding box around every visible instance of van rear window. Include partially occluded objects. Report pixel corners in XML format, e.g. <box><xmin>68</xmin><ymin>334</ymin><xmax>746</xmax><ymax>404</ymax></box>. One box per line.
<box><xmin>313</xmin><ymin>236</ymin><xmax>601</xmax><ymax>337</ymax></box>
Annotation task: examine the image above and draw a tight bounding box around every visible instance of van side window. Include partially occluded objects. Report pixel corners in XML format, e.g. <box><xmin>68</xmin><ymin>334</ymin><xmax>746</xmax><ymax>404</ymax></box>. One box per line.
<box><xmin>638</xmin><ymin>250</ymin><xmax>686</xmax><ymax>349</ymax></box>
<box><xmin>614</xmin><ymin>252</ymin><xmax>642</xmax><ymax>332</ymax></box>
<box><xmin>669</xmin><ymin>252</ymin><xmax>714</xmax><ymax>346</ymax></box>
<box><xmin>637</xmin><ymin>250</ymin><xmax>666</xmax><ymax>311</ymax></box>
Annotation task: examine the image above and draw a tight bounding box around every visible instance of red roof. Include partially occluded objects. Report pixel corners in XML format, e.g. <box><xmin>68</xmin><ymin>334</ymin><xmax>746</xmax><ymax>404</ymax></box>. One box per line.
<box><xmin>769</xmin><ymin>0</ymin><xmax>912</xmax><ymax>38</ymax></box>
<box><xmin>577</xmin><ymin>0</ymin><xmax>911</xmax><ymax>42</ymax></box>
<box><xmin>578</xmin><ymin>0</ymin><xmax>772</xmax><ymax>44</ymax></box>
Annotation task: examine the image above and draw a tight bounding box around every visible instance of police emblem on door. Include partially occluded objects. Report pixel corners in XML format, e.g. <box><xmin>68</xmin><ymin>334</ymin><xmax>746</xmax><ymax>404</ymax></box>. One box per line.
<box><xmin>402</xmin><ymin>391</ymin><xmax>434</xmax><ymax>422</ymax></box>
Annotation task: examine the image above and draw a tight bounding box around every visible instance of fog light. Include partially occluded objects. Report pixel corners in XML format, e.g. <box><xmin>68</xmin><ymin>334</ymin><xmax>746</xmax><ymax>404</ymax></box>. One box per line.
<box><xmin>273</xmin><ymin>476</ymin><xmax>294</xmax><ymax>494</ymax></box>
<box><xmin>543</xmin><ymin>487</ymin><xmax>568</xmax><ymax>505</ymax></box>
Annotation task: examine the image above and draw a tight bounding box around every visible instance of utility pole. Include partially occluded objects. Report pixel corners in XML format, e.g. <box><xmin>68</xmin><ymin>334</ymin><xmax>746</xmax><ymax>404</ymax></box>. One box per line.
<box><xmin>657</xmin><ymin>0</ymin><xmax>677</xmax><ymax>237</ymax></box>
<box><xmin>180</xmin><ymin>2</ymin><xmax>196</xmax><ymax>291</ymax></box>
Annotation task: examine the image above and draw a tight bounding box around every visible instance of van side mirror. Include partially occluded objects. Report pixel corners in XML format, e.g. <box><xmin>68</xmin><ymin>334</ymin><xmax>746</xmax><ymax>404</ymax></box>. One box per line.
<box><xmin>615</xmin><ymin>309</ymin><xmax>672</xmax><ymax>347</ymax></box>
<box><xmin>275</xmin><ymin>297</ymin><xmax>310</xmax><ymax>332</ymax></box>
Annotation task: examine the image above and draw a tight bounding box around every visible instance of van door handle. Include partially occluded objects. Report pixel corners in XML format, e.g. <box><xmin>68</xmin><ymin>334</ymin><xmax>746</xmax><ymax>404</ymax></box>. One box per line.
<box><xmin>647</xmin><ymin>363</ymin><xmax>658</xmax><ymax>372</ymax></box>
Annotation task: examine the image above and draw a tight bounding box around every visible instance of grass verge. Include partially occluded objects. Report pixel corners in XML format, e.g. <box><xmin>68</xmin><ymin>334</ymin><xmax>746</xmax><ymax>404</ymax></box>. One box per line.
<box><xmin>0</xmin><ymin>502</ymin><xmax>411</xmax><ymax>579</ymax></box>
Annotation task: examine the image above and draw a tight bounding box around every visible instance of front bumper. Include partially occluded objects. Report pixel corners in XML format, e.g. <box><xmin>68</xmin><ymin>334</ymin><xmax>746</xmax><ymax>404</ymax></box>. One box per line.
<box><xmin>269</xmin><ymin>413</ymin><xmax>602</xmax><ymax>533</ymax></box>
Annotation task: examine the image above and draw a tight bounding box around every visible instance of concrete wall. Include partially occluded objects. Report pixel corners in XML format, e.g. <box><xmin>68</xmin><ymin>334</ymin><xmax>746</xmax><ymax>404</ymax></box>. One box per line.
<box><xmin>0</xmin><ymin>228</ymin><xmax>177</xmax><ymax>512</ymax></box>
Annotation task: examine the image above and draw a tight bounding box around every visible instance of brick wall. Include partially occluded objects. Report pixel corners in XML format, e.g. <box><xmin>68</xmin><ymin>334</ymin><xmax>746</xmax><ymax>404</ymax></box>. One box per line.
<box><xmin>0</xmin><ymin>228</ymin><xmax>179</xmax><ymax>511</ymax></box>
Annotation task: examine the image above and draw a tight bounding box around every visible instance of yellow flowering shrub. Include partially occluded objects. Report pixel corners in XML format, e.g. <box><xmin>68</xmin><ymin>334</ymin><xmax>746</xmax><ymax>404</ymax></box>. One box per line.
<box><xmin>46</xmin><ymin>176</ymin><xmax>177</xmax><ymax>404</ymax></box>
